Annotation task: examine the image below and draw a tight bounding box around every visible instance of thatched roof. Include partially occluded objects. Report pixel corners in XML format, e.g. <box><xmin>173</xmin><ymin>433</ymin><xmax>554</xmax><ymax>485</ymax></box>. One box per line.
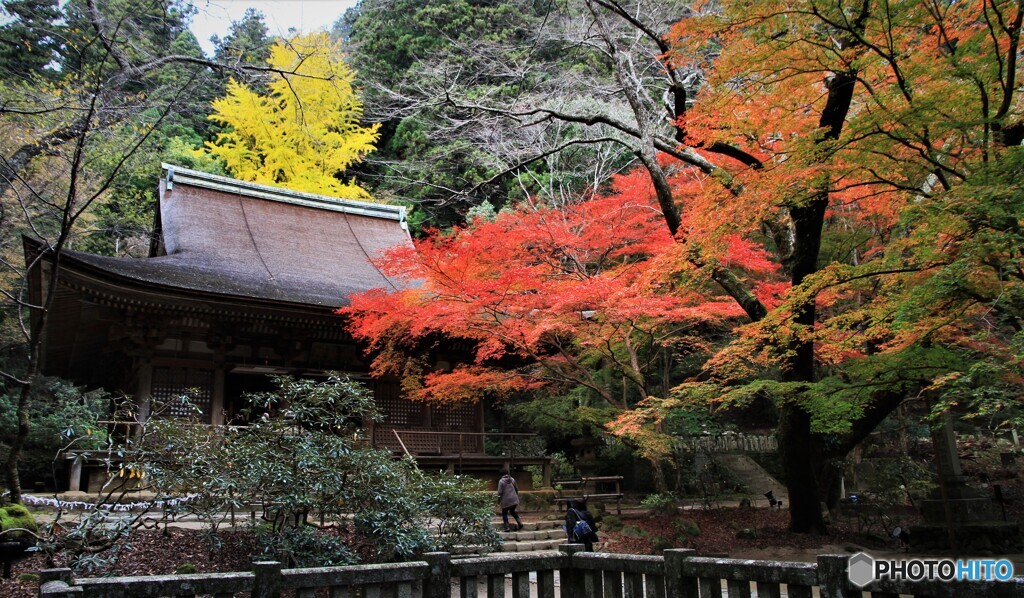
<box><xmin>64</xmin><ymin>164</ymin><xmax>413</xmax><ymax>308</ymax></box>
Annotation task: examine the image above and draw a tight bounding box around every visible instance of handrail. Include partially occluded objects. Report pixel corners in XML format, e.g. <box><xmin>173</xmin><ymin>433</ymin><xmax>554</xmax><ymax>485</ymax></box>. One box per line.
<box><xmin>392</xmin><ymin>429</ymin><xmax>412</xmax><ymax>458</ymax></box>
<box><xmin>389</xmin><ymin>430</ymin><xmax>538</xmax><ymax>438</ymax></box>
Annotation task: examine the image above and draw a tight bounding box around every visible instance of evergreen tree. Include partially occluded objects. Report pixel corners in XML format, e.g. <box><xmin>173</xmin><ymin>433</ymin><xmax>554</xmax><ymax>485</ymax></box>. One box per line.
<box><xmin>0</xmin><ymin>0</ymin><xmax>61</xmax><ymax>80</ymax></box>
<box><xmin>212</xmin><ymin>7</ymin><xmax>273</xmax><ymax>65</ymax></box>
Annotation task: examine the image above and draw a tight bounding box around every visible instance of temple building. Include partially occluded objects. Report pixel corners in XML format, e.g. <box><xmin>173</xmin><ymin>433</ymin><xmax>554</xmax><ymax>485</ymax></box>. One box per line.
<box><xmin>26</xmin><ymin>165</ymin><xmax>550</xmax><ymax>491</ymax></box>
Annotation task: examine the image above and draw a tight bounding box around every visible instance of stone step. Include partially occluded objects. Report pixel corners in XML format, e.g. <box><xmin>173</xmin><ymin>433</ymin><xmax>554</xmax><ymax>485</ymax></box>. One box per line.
<box><xmin>500</xmin><ymin>539</ymin><xmax>565</xmax><ymax>552</ymax></box>
<box><xmin>491</xmin><ymin>520</ymin><xmax>565</xmax><ymax>532</ymax></box>
<box><xmin>498</xmin><ymin>529</ymin><xmax>565</xmax><ymax>542</ymax></box>
<box><xmin>716</xmin><ymin>454</ymin><xmax>788</xmax><ymax>500</ymax></box>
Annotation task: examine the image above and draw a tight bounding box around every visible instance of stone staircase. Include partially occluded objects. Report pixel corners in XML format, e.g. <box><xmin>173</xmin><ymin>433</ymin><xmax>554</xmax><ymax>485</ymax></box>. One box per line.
<box><xmin>715</xmin><ymin>453</ymin><xmax>788</xmax><ymax>506</ymax></box>
<box><xmin>495</xmin><ymin>519</ymin><xmax>567</xmax><ymax>553</ymax></box>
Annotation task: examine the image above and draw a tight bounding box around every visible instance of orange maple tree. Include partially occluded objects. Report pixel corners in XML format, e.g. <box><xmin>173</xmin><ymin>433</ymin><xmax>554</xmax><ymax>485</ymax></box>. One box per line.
<box><xmin>345</xmin><ymin>0</ymin><xmax>1024</xmax><ymax>533</ymax></box>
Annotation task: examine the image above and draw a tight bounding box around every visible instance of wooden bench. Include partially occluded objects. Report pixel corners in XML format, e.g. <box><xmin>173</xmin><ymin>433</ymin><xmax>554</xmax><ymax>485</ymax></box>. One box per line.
<box><xmin>553</xmin><ymin>476</ymin><xmax>624</xmax><ymax>515</ymax></box>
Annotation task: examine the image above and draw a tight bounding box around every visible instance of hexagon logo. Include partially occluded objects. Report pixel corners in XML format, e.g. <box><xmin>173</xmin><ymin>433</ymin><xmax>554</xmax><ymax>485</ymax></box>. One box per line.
<box><xmin>848</xmin><ymin>552</ymin><xmax>875</xmax><ymax>588</ymax></box>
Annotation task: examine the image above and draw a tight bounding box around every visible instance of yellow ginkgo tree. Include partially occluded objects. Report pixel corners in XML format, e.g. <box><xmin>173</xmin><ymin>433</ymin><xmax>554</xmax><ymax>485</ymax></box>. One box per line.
<box><xmin>203</xmin><ymin>32</ymin><xmax>379</xmax><ymax>200</ymax></box>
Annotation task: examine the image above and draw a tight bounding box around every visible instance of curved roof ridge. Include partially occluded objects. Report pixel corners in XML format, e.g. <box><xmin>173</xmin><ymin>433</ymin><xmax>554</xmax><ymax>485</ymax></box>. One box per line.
<box><xmin>161</xmin><ymin>163</ymin><xmax>407</xmax><ymax>225</ymax></box>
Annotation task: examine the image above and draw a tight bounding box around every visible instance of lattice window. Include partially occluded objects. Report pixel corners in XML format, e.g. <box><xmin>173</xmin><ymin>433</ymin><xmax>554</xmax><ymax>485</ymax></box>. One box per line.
<box><xmin>434</xmin><ymin>402</ymin><xmax>477</xmax><ymax>432</ymax></box>
<box><xmin>151</xmin><ymin>367</ymin><xmax>213</xmax><ymax>422</ymax></box>
<box><xmin>374</xmin><ymin>380</ymin><xmax>423</xmax><ymax>427</ymax></box>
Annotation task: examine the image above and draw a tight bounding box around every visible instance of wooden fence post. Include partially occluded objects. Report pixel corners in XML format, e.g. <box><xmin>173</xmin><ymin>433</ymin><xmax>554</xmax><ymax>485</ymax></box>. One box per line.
<box><xmin>664</xmin><ymin>548</ymin><xmax>697</xmax><ymax>598</ymax></box>
<box><xmin>252</xmin><ymin>561</ymin><xmax>283</xmax><ymax>598</ymax></box>
<box><xmin>423</xmin><ymin>552</ymin><xmax>452</xmax><ymax>598</ymax></box>
<box><xmin>817</xmin><ymin>554</ymin><xmax>855</xmax><ymax>598</ymax></box>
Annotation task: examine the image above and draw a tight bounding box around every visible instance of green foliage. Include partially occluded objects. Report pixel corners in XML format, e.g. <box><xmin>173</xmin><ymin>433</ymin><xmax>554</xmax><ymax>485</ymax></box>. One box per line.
<box><xmin>174</xmin><ymin>563</ymin><xmax>197</xmax><ymax>574</ymax></box>
<box><xmin>674</xmin><ymin>519</ymin><xmax>700</xmax><ymax>538</ymax></box>
<box><xmin>338</xmin><ymin>0</ymin><xmax>630</xmax><ymax>226</ymax></box>
<box><xmin>640</xmin><ymin>492</ymin><xmax>677</xmax><ymax>515</ymax></box>
<box><xmin>619</xmin><ymin>524</ymin><xmax>645</xmax><ymax>539</ymax></box>
<box><xmin>862</xmin><ymin>457</ymin><xmax>935</xmax><ymax>508</ymax></box>
<box><xmin>600</xmin><ymin>514</ymin><xmax>622</xmax><ymax>532</ymax></box>
<box><xmin>255</xmin><ymin>525</ymin><xmax>356</xmax><ymax>568</ymax></box>
<box><xmin>212</xmin><ymin>8</ymin><xmax>273</xmax><ymax>66</ymax></box>
<box><xmin>0</xmin><ymin>0</ymin><xmax>61</xmax><ymax>80</ymax></box>
<box><xmin>526</xmin><ymin>451</ymin><xmax>577</xmax><ymax>488</ymax></box>
<box><xmin>34</xmin><ymin>506</ymin><xmax>135</xmax><ymax>572</ymax></box>
<box><xmin>414</xmin><ymin>474</ymin><xmax>500</xmax><ymax>553</ymax></box>
<box><xmin>0</xmin><ymin>377</ymin><xmax>108</xmax><ymax>490</ymax></box>
<box><xmin>137</xmin><ymin>374</ymin><xmax>497</xmax><ymax>563</ymax></box>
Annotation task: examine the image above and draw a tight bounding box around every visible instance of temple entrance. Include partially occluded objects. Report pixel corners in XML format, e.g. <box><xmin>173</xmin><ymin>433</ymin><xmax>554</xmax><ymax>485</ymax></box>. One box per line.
<box><xmin>224</xmin><ymin>372</ymin><xmax>278</xmax><ymax>424</ymax></box>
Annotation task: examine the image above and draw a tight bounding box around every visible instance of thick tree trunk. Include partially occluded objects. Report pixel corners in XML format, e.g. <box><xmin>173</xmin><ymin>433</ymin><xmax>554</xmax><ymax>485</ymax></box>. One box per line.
<box><xmin>778</xmin><ymin>191</ymin><xmax>831</xmax><ymax>533</ymax></box>
<box><xmin>779</xmin><ymin>405</ymin><xmax>827</xmax><ymax>533</ymax></box>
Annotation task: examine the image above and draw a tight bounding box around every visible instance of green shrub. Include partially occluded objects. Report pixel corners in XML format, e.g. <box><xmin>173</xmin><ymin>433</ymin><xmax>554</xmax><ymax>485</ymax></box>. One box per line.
<box><xmin>0</xmin><ymin>377</ymin><xmax>108</xmax><ymax>489</ymax></box>
<box><xmin>675</xmin><ymin>519</ymin><xmax>700</xmax><ymax>538</ymax></box>
<box><xmin>137</xmin><ymin>375</ymin><xmax>498</xmax><ymax>563</ymax></box>
<box><xmin>175</xmin><ymin>563</ymin><xmax>197</xmax><ymax>574</ymax></box>
<box><xmin>620</xmin><ymin>524</ymin><xmax>646</xmax><ymax>539</ymax></box>
<box><xmin>18</xmin><ymin>573</ymin><xmax>39</xmax><ymax>582</ymax></box>
<box><xmin>651</xmin><ymin>535</ymin><xmax>675</xmax><ymax>551</ymax></box>
<box><xmin>256</xmin><ymin>525</ymin><xmax>356</xmax><ymax>568</ymax></box>
<box><xmin>601</xmin><ymin>515</ymin><xmax>623</xmax><ymax>532</ymax></box>
<box><xmin>640</xmin><ymin>493</ymin><xmax>676</xmax><ymax>515</ymax></box>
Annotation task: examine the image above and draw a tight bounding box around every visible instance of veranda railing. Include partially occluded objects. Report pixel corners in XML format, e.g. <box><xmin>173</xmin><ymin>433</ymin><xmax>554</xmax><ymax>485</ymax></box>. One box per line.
<box><xmin>39</xmin><ymin>545</ymin><xmax>1024</xmax><ymax>598</ymax></box>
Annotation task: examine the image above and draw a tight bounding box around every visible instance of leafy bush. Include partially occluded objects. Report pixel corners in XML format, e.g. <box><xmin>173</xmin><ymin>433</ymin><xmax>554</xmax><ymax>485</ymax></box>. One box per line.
<box><xmin>35</xmin><ymin>507</ymin><xmax>135</xmax><ymax>572</ymax></box>
<box><xmin>0</xmin><ymin>377</ymin><xmax>108</xmax><ymax>490</ymax></box>
<box><xmin>640</xmin><ymin>492</ymin><xmax>677</xmax><ymax>515</ymax></box>
<box><xmin>620</xmin><ymin>524</ymin><xmax>646</xmax><ymax>538</ymax></box>
<box><xmin>600</xmin><ymin>515</ymin><xmax>623</xmax><ymax>532</ymax></box>
<box><xmin>420</xmin><ymin>474</ymin><xmax>500</xmax><ymax>553</ymax></box>
<box><xmin>674</xmin><ymin>519</ymin><xmax>700</xmax><ymax>538</ymax></box>
<box><xmin>651</xmin><ymin>535</ymin><xmax>676</xmax><ymax>551</ymax></box>
<box><xmin>255</xmin><ymin>525</ymin><xmax>356</xmax><ymax>568</ymax></box>
<box><xmin>136</xmin><ymin>374</ymin><xmax>498</xmax><ymax>563</ymax></box>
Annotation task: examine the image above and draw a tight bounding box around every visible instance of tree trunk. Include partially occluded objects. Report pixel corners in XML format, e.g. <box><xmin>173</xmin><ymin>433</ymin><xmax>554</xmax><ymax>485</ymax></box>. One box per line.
<box><xmin>778</xmin><ymin>190</ymin><xmax>831</xmax><ymax>533</ymax></box>
<box><xmin>4</xmin><ymin>383</ymin><xmax>33</xmax><ymax>502</ymax></box>
<box><xmin>779</xmin><ymin>405</ymin><xmax>827</xmax><ymax>533</ymax></box>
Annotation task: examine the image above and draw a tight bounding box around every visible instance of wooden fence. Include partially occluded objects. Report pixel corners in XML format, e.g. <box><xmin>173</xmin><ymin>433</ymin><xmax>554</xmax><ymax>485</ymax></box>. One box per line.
<box><xmin>39</xmin><ymin>546</ymin><xmax>1024</xmax><ymax>597</ymax></box>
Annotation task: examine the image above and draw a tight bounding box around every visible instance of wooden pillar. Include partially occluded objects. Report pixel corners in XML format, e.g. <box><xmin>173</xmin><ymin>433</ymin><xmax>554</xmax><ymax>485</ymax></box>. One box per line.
<box><xmin>211</xmin><ymin>365</ymin><xmax>225</xmax><ymax>426</ymax></box>
<box><xmin>136</xmin><ymin>361</ymin><xmax>153</xmax><ymax>423</ymax></box>
<box><xmin>66</xmin><ymin>454</ymin><xmax>82</xmax><ymax>493</ymax></box>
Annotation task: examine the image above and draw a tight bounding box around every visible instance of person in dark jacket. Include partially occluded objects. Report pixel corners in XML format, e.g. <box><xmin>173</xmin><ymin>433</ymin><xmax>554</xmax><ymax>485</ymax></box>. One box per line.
<box><xmin>497</xmin><ymin>469</ymin><xmax>524</xmax><ymax>532</ymax></box>
<box><xmin>564</xmin><ymin>499</ymin><xmax>599</xmax><ymax>551</ymax></box>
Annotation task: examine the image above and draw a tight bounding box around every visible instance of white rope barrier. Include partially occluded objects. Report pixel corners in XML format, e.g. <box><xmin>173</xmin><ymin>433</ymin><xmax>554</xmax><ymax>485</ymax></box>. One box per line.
<box><xmin>11</xmin><ymin>493</ymin><xmax>202</xmax><ymax>512</ymax></box>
